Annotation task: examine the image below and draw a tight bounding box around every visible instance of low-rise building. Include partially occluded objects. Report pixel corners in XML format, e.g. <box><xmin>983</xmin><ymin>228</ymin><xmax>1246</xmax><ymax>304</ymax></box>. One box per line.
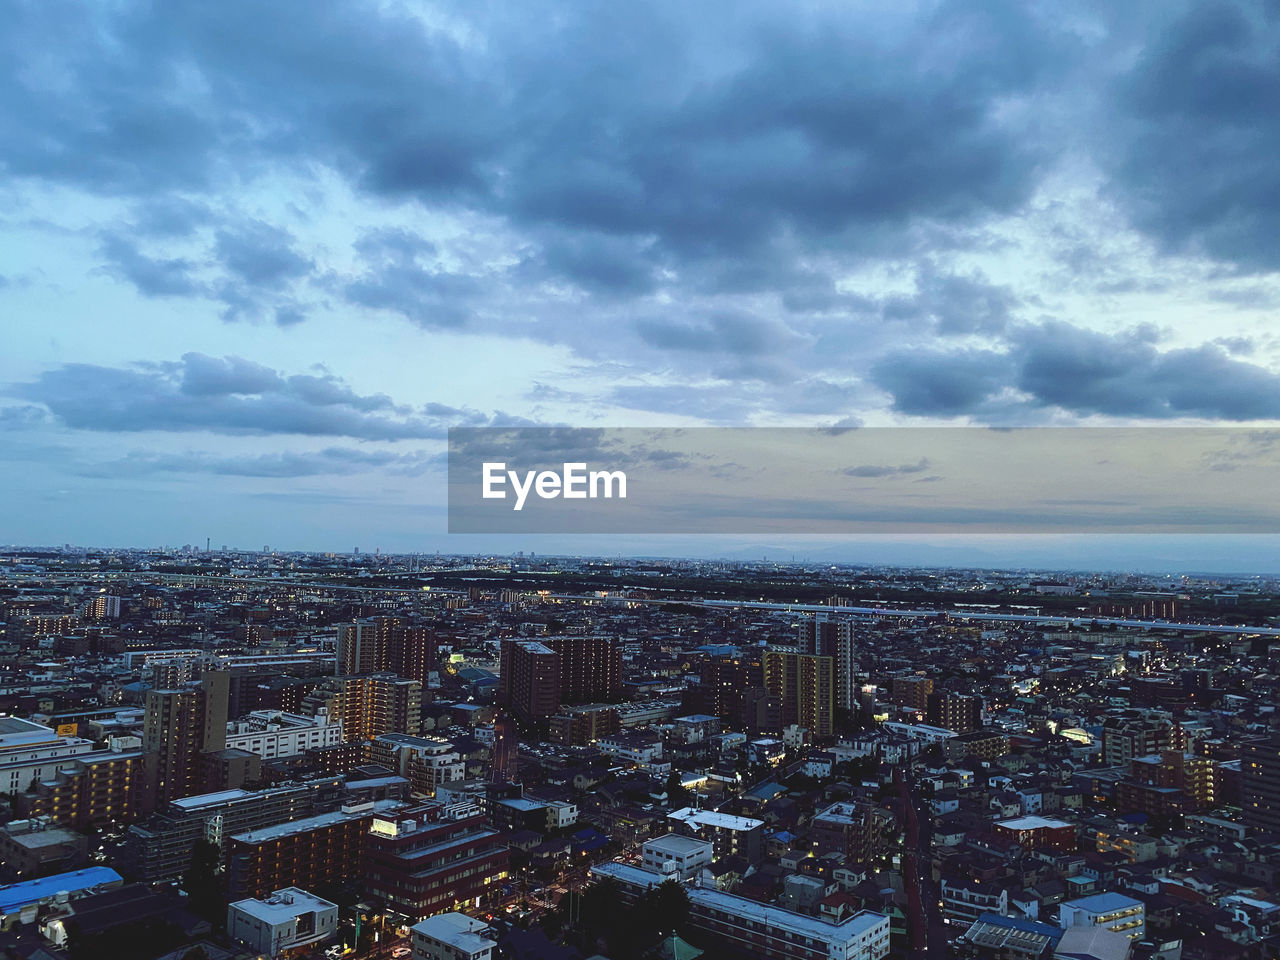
<box><xmin>0</xmin><ymin>866</ymin><xmax>122</xmax><ymax>930</ymax></box>
<box><xmin>641</xmin><ymin>834</ymin><xmax>713</xmax><ymax>881</ymax></box>
<box><xmin>227</xmin><ymin>887</ymin><xmax>339</xmax><ymax>958</ymax></box>
<box><xmin>668</xmin><ymin>807</ymin><xmax>764</xmax><ymax>863</ymax></box>
<box><xmin>1058</xmin><ymin>892</ymin><xmax>1145</xmax><ymax>941</ymax></box>
<box><xmin>993</xmin><ymin>816</ymin><xmax>1077</xmax><ymax>853</ymax></box>
<box><xmin>411</xmin><ymin>912</ymin><xmax>497</xmax><ymax>960</ymax></box>
<box><xmin>941</xmin><ymin>878</ymin><xmax>1008</xmax><ymax>927</ymax></box>
<box><xmin>592</xmin><ymin>860</ymin><xmax>890</xmax><ymax>960</ymax></box>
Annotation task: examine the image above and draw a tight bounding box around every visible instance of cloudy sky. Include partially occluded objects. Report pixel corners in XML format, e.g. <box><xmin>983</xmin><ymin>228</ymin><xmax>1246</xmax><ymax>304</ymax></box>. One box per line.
<box><xmin>2</xmin><ymin>0</ymin><xmax>1280</xmax><ymax>566</ymax></box>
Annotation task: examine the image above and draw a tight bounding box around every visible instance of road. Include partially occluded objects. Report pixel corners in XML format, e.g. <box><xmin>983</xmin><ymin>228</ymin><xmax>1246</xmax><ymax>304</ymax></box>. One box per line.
<box><xmin>896</xmin><ymin>770</ymin><xmax>948</xmax><ymax>960</ymax></box>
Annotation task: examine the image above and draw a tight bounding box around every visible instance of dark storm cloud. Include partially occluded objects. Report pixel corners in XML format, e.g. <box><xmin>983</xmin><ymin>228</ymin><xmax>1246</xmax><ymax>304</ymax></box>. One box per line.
<box><xmin>1110</xmin><ymin>1</ymin><xmax>1280</xmax><ymax>271</ymax></box>
<box><xmin>871</xmin><ymin>322</ymin><xmax>1280</xmax><ymax>419</ymax></box>
<box><xmin>95</xmin><ymin>214</ymin><xmax>315</xmax><ymax>323</ymax></box>
<box><xmin>343</xmin><ymin>232</ymin><xmax>480</xmax><ymax>329</ymax></box>
<box><xmin>530</xmin><ymin>231</ymin><xmax>663</xmax><ymax>297</ymax></box>
<box><xmin>870</xmin><ymin>349</ymin><xmax>1014</xmax><ymax>417</ymax></box>
<box><xmin>214</xmin><ymin>221</ymin><xmax>312</xmax><ymax>291</ymax></box>
<box><xmin>211</xmin><ymin>220</ymin><xmax>313</xmax><ymax>322</ymax></box>
<box><xmin>880</xmin><ymin>266</ymin><xmax>1025</xmax><ymax>335</ymax></box>
<box><xmin>12</xmin><ymin>353</ymin><xmax>490</xmax><ymax>439</ymax></box>
<box><xmin>498</xmin><ymin>1</ymin><xmax>1060</xmax><ymax>270</ymax></box>
<box><xmin>131</xmin><ymin>197</ymin><xmax>216</xmax><ymax>238</ymax></box>
<box><xmin>0</xmin><ymin>0</ymin><xmax>1070</xmax><ymax>313</ymax></box>
<box><xmin>97</xmin><ymin>232</ymin><xmax>202</xmax><ymax>298</ymax></box>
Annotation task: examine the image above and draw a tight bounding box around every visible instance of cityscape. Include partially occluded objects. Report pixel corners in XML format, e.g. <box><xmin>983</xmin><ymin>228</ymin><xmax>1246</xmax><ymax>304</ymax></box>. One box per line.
<box><xmin>4</xmin><ymin>1</ymin><xmax>1280</xmax><ymax>959</ymax></box>
<box><xmin>0</xmin><ymin>547</ymin><xmax>1278</xmax><ymax>960</ymax></box>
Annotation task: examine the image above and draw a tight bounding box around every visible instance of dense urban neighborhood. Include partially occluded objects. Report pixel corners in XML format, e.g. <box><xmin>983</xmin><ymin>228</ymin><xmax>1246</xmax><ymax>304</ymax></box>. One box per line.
<box><xmin>1</xmin><ymin>547</ymin><xmax>1279</xmax><ymax>960</ymax></box>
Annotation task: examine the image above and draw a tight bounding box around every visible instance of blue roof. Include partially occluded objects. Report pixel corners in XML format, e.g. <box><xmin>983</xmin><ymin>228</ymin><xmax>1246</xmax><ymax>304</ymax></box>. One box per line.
<box><xmin>744</xmin><ymin>781</ymin><xmax>787</xmax><ymax>801</ymax></box>
<box><xmin>0</xmin><ymin>867</ymin><xmax>122</xmax><ymax>914</ymax></box>
<box><xmin>1063</xmin><ymin>892</ymin><xmax>1143</xmax><ymax>913</ymax></box>
<box><xmin>574</xmin><ymin>834</ymin><xmax>610</xmax><ymax>853</ymax></box>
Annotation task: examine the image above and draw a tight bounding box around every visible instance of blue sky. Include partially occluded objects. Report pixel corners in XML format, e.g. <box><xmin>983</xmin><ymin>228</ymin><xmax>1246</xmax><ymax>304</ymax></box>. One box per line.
<box><xmin>2</xmin><ymin>0</ymin><xmax>1280</xmax><ymax>567</ymax></box>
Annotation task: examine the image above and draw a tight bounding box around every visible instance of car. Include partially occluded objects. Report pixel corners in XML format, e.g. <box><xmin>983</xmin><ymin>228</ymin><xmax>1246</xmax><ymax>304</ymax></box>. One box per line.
<box><xmin>392</xmin><ymin>948</ymin><xmax>411</xmax><ymax>958</ymax></box>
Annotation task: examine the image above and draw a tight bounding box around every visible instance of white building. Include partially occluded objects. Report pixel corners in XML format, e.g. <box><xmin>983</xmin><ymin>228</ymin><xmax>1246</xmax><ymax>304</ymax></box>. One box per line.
<box><xmin>670</xmin><ymin>715</ymin><xmax>720</xmax><ymax>744</ymax></box>
<box><xmin>372</xmin><ymin>734</ymin><xmax>465</xmax><ymax>795</ymax></box>
<box><xmin>668</xmin><ymin>808</ymin><xmax>764</xmax><ymax>862</ymax></box>
<box><xmin>940</xmin><ymin>878</ymin><xmax>1008</xmax><ymax>926</ymax></box>
<box><xmin>546</xmin><ymin>799</ymin><xmax>578</xmax><ymax>830</ymax></box>
<box><xmin>642</xmin><ymin>834</ymin><xmax>714</xmax><ymax>880</ymax></box>
<box><xmin>881</xmin><ymin>721</ymin><xmax>957</xmax><ymax>744</ymax></box>
<box><xmin>1059</xmin><ymin>892</ymin><xmax>1145</xmax><ymax>941</ymax></box>
<box><xmin>411</xmin><ymin>912</ymin><xmax>497</xmax><ymax>960</ymax></box>
<box><xmin>227</xmin><ymin>887</ymin><xmax>339</xmax><ymax>957</ymax></box>
<box><xmin>225</xmin><ymin>710</ymin><xmax>343</xmax><ymax>759</ymax></box>
<box><xmin>597</xmin><ymin>732</ymin><xmax>663</xmax><ymax>764</ymax></box>
<box><xmin>0</xmin><ymin>717</ymin><xmax>98</xmax><ymax>794</ymax></box>
<box><xmin>592</xmin><ymin>861</ymin><xmax>890</xmax><ymax>960</ymax></box>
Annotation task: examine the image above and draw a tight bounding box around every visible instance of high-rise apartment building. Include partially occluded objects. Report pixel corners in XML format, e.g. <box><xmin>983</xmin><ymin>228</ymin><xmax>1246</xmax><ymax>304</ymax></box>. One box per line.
<box><xmin>763</xmin><ymin>650</ymin><xmax>834</xmax><ymax>738</ymax></box>
<box><xmin>498</xmin><ymin>636</ymin><xmax>621</xmax><ymax>724</ymax></box>
<box><xmin>544</xmin><ymin>635</ymin><xmax>622</xmax><ymax>703</ymax></box>
<box><xmin>1102</xmin><ymin>712</ymin><xmax>1173</xmax><ymax>767</ymax></box>
<box><xmin>498</xmin><ymin>641</ymin><xmax>560</xmax><ymax>723</ymax></box>
<box><xmin>1241</xmin><ymin>734</ymin><xmax>1280</xmax><ymax>836</ymax></box>
<box><xmin>337</xmin><ymin>617</ymin><xmax>437</xmax><ymax>684</ymax></box>
<box><xmin>797</xmin><ymin>618</ymin><xmax>839</xmax><ymax>656</ymax></box>
<box><xmin>891</xmin><ymin>675</ymin><xmax>933</xmax><ymax>712</ymax></box>
<box><xmin>926</xmin><ymin>692</ymin><xmax>982</xmax><ymax>733</ymax></box>
<box><xmin>686</xmin><ymin>656</ymin><xmax>764</xmax><ymax>724</ymax></box>
<box><xmin>227</xmin><ymin>799</ymin><xmax>398</xmax><ymax>900</ymax></box>
<box><xmin>798</xmin><ymin>619</ymin><xmax>859</xmax><ymax>711</ymax></box>
<box><xmin>301</xmin><ymin>675</ymin><xmax>422</xmax><ymax>743</ymax></box>
<box><xmin>119</xmin><ymin>777</ymin><xmax>405</xmax><ymax>883</ymax></box>
<box><xmin>143</xmin><ymin>671</ymin><xmax>230</xmax><ymax>806</ymax></box>
<box><xmin>20</xmin><ymin>747</ymin><xmax>147</xmax><ymax>829</ymax></box>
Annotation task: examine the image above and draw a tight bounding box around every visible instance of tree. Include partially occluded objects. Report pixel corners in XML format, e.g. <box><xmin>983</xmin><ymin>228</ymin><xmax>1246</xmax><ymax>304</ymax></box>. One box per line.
<box><xmin>665</xmin><ymin>771</ymin><xmax>691</xmax><ymax>809</ymax></box>
<box><xmin>182</xmin><ymin>839</ymin><xmax>225</xmax><ymax>926</ymax></box>
<box><xmin>645</xmin><ymin>880</ymin><xmax>690</xmax><ymax>936</ymax></box>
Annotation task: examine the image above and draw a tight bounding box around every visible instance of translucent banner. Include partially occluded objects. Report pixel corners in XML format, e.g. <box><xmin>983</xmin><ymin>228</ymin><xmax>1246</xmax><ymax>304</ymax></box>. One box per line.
<box><xmin>447</xmin><ymin>427</ymin><xmax>1280</xmax><ymax>534</ymax></box>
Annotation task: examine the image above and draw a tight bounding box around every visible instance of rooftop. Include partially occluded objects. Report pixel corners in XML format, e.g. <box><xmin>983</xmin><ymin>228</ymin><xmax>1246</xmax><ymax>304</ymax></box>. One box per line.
<box><xmin>592</xmin><ymin>862</ymin><xmax>887</xmax><ymax>944</ymax></box>
<box><xmin>644</xmin><ymin>834</ymin><xmax>713</xmax><ymax>857</ymax></box>
<box><xmin>170</xmin><ymin>789</ymin><xmax>253</xmax><ymax>810</ymax></box>
<box><xmin>231</xmin><ymin>800</ymin><xmax>400</xmax><ymax>844</ymax></box>
<box><xmin>669</xmin><ymin>808</ymin><xmax>763</xmax><ymax>832</ymax></box>
<box><xmin>997</xmin><ymin>816</ymin><xmax>1073</xmax><ymax>831</ymax></box>
<box><xmin>0</xmin><ymin>867</ymin><xmax>122</xmax><ymax>915</ymax></box>
<box><xmin>1061</xmin><ymin>891</ymin><xmax>1144</xmax><ymax>914</ymax></box>
<box><xmin>412</xmin><ymin>912</ymin><xmax>495</xmax><ymax>952</ymax></box>
<box><xmin>229</xmin><ymin>887</ymin><xmax>337</xmax><ymax>923</ymax></box>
